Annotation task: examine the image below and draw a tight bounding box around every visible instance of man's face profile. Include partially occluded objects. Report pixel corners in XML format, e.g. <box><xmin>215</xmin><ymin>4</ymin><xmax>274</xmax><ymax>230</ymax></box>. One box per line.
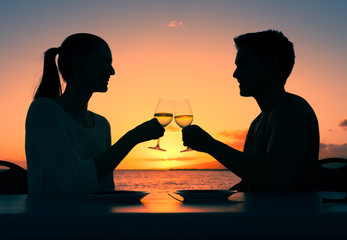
<box><xmin>233</xmin><ymin>46</ymin><xmax>270</xmax><ymax>97</ymax></box>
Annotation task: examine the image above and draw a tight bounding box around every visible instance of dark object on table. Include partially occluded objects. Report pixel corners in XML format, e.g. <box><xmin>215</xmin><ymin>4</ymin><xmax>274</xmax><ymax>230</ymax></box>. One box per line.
<box><xmin>317</xmin><ymin>158</ymin><xmax>347</xmax><ymax>192</ymax></box>
<box><xmin>0</xmin><ymin>160</ymin><xmax>28</xmax><ymax>194</ymax></box>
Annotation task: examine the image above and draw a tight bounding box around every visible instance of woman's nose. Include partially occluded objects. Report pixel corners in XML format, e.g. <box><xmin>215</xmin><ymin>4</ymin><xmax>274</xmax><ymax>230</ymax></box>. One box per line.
<box><xmin>110</xmin><ymin>65</ymin><xmax>115</xmax><ymax>75</ymax></box>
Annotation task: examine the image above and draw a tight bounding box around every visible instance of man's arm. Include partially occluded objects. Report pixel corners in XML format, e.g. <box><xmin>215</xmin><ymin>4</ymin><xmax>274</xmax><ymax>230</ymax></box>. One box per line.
<box><xmin>183</xmin><ymin>101</ymin><xmax>314</xmax><ymax>191</ymax></box>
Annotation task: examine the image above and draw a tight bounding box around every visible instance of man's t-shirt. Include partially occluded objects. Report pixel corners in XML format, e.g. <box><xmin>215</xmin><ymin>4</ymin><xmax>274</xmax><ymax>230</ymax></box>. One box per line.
<box><xmin>236</xmin><ymin>93</ymin><xmax>319</xmax><ymax>192</ymax></box>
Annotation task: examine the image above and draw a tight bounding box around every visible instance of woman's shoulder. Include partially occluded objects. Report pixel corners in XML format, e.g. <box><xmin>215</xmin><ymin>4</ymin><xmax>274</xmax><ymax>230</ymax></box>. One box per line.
<box><xmin>26</xmin><ymin>98</ymin><xmax>64</xmax><ymax>128</ymax></box>
<box><xmin>90</xmin><ymin>111</ymin><xmax>108</xmax><ymax>122</ymax></box>
<box><xmin>26</xmin><ymin>98</ymin><xmax>62</xmax><ymax>120</ymax></box>
<box><xmin>28</xmin><ymin>97</ymin><xmax>59</xmax><ymax>111</ymax></box>
<box><xmin>89</xmin><ymin>111</ymin><xmax>110</xmax><ymax>128</ymax></box>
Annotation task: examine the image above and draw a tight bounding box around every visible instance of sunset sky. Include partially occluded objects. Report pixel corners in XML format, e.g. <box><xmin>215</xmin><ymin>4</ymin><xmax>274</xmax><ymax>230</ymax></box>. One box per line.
<box><xmin>0</xmin><ymin>0</ymin><xmax>346</xmax><ymax>169</ymax></box>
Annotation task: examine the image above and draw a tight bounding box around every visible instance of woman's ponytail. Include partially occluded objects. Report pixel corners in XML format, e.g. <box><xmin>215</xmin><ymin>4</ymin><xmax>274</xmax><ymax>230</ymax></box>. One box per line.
<box><xmin>34</xmin><ymin>47</ymin><xmax>62</xmax><ymax>99</ymax></box>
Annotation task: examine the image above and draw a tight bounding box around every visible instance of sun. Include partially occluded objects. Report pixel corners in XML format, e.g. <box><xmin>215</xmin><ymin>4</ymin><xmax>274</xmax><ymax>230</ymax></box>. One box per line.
<box><xmin>156</xmin><ymin>132</ymin><xmax>186</xmax><ymax>157</ymax></box>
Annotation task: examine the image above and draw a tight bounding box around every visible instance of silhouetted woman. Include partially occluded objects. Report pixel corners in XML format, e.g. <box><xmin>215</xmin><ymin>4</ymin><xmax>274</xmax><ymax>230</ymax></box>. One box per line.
<box><xmin>25</xmin><ymin>33</ymin><xmax>164</xmax><ymax>196</ymax></box>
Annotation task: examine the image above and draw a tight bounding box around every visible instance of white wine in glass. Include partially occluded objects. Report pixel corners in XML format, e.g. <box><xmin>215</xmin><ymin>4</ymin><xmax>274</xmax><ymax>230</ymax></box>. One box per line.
<box><xmin>149</xmin><ymin>98</ymin><xmax>173</xmax><ymax>151</ymax></box>
<box><xmin>174</xmin><ymin>99</ymin><xmax>194</xmax><ymax>152</ymax></box>
<box><xmin>154</xmin><ymin>112</ymin><xmax>173</xmax><ymax>127</ymax></box>
<box><xmin>175</xmin><ymin>115</ymin><xmax>193</xmax><ymax>128</ymax></box>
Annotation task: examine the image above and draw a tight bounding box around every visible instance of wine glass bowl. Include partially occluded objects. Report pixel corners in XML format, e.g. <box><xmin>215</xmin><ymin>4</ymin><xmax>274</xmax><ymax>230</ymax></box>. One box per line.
<box><xmin>149</xmin><ymin>98</ymin><xmax>173</xmax><ymax>151</ymax></box>
<box><xmin>174</xmin><ymin>115</ymin><xmax>193</xmax><ymax>128</ymax></box>
<box><xmin>174</xmin><ymin>99</ymin><xmax>194</xmax><ymax>152</ymax></box>
<box><xmin>154</xmin><ymin>112</ymin><xmax>173</xmax><ymax>127</ymax></box>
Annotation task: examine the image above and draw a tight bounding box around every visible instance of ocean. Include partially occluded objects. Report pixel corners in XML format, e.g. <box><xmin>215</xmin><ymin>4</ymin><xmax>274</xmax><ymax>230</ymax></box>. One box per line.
<box><xmin>113</xmin><ymin>170</ymin><xmax>240</xmax><ymax>193</ymax></box>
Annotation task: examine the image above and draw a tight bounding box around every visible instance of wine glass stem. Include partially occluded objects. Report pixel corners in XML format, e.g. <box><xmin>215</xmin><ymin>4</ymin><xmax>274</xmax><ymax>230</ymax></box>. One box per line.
<box><xmin>181</xmin><ymin>146</ymin><xmax>192</xmax><ymax>152</ymax></box>
<box><xmin>149</xmin><ymin>138</ymin><xmax>166</xmax><ymax>151</ymax></box>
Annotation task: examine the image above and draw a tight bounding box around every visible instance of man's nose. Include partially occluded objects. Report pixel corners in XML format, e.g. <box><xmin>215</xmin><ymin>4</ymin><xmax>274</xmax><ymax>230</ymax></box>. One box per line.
<box><xmin>233</xmin><ymin>68</ymin><xmax>238</xmax><ymax>79</ymax></box>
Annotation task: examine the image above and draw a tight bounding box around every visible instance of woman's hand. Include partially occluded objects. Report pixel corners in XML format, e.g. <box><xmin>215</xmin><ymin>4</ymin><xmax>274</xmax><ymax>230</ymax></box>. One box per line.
<box><xmin>130</xmin><ymin>118</ymin><xmax>165</xmax><ymax>144</ymax></box>
<box><xmin>182</xmin><ymin>125</ymin><xmax>216</xmax><ymax>153</ymax></box>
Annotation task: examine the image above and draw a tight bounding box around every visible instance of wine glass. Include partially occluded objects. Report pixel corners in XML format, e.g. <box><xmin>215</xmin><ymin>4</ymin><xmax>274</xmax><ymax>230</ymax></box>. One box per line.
<box><xmin>148</xmin><ymin>98</ymin><xmax>173</xmax><ymax>151</ymax></box>
<box><xmin>174</xmin><ymin>99</ymin><xmax>194</xmax><ymax>152</ymax></box>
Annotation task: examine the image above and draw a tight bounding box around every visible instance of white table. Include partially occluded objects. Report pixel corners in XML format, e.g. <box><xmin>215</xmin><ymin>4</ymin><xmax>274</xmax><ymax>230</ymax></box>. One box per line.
<box><xmin>1</xmin><ymin>192</ymin><xmax>347</xmax><ymax>239</ymax></box>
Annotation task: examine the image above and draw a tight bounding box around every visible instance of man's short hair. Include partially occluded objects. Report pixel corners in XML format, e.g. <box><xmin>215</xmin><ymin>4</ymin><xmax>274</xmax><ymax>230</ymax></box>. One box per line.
<box><xmin>234</xmin><ymin>30</ymin><xmax>295</xmax><ymax>85</ymax></box>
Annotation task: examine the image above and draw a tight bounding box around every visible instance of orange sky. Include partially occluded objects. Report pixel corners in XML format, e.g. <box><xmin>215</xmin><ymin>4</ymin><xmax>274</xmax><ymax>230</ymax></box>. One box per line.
<box><xmin>0</xmin><ymin>1</ymin><xmax>346</xmax><ymax>169</ymax></box>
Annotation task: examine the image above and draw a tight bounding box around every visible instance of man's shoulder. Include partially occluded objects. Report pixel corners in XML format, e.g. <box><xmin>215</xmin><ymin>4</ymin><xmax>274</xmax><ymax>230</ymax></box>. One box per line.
<box><xmin>275</xmin><ymin>93</ymin><xmax>315</xmax><ymax>113</ymax></box>
<box><xmin>270</xmin><ymin>93</ymin><xmax>318</xmax><ymax>125</ymax></box>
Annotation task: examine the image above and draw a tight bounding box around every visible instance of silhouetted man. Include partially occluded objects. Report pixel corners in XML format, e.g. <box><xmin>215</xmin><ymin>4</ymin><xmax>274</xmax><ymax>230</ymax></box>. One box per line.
<box><xmin>183</xmin><ymin>30</ymin><xmax>319</xmax><ymax>192</ymax></box>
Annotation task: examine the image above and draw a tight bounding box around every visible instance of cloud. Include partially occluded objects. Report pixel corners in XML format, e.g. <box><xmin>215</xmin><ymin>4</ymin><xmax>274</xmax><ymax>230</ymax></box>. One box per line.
<box><xmin>216</xmin><ymin>129</ymin><xmax>347</xmax><ymax>158</ymax></box>
<box><xmin>224</xmin><ymin>141</ymin><xmax>245</xmax><ymax>152</ymax></box>
<box><xmin>338</xmin><ymin>117</ymin><xmax>347</xmax><ymax>130</ymax></box>
<box><xmin>319</xmin><ymin>143</ymin><xmax>347</xmax><ymax>159</ymax></box>
<box><xmin>217</xmin><ymin>130</ymin><xmax>248</xmax><ymax>151</ymax></box>
<box><xmin>162</xmin><ymin>20</ymin><xmax>184</xmax><ymax>28</ymax></box>
<box><xmin>217</xmin><ymin>130</ymin><xmax>248</xmax><ymax>139</ymax></box>
<box><xmin>146</xmin><ymin>157</ymin><xmax>196</xmax><ymax>162</ymax></box>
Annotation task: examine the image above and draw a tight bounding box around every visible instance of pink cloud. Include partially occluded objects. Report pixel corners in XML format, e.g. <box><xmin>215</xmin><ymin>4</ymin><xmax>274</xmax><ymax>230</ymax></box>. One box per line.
<box><xmin>163</xmin><ymin>20</ymin><xmax>184</xmax><ymax>28</ymax></box>
<box><xmin>338</xmin><ymin>117</ymin><xmax>347</xmax><ymax>130</ymax></box>
<box><xmin>224</xmin><ymin>141</ymin><xmax>245</xmax><ymax>151</ymax></box>
<box><xmin>216</xmin><ymin>130</ymin><xmax>347</xmax><ymax>159</ymax></box>
<box><xmin>217</xmin><ymin>130</ymin><xmax>248</xmax><ymax>139</ymax></box>
<box><xmin>217</xmin><ymin>130</ymin><xmax>248</xmax><ymax>151</ymax></box>
<box><xmin>319</xmin><ymin>143</ymin><xmax>347</xmax><ymax>159</ymax></box>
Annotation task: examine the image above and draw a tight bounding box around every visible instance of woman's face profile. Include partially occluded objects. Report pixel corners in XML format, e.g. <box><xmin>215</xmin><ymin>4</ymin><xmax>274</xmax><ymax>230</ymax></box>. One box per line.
<box><xmin>80</xmin><ymin>41</ymin><xmax>115</xmax><ymax>93</ymax></box>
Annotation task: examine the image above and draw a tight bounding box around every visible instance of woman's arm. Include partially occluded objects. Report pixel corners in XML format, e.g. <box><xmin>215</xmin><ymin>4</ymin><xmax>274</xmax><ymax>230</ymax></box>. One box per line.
<box><xmin>26</xmin><ymin>99</ymin><xmax>164</xmax><ymax>194</ymax></box>
<box><xmin>93</xmin><ymin>118</ymin><xmax>164</xmax><ymax>182</ymax></box>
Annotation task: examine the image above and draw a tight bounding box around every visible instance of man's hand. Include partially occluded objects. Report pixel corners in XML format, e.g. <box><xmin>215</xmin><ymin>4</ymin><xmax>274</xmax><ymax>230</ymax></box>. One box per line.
<box><xmin>182</xmin><ymin>125</ymin><xmax>215</xmax><ymax>153</ymax></box>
